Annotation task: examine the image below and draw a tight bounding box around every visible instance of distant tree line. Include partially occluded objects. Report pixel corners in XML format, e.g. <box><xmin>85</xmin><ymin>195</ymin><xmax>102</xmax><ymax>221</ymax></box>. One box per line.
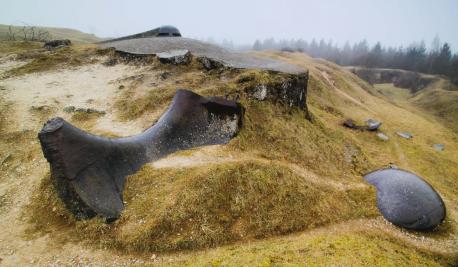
<box><xmin>252</xmin><ymin>36</ymin><xmax>458</xmax><ymax>84</ymax></box>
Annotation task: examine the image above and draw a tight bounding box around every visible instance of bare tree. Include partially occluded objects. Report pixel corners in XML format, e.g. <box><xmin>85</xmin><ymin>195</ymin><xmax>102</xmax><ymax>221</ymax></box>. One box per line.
<box><xmin>8</xmin><ymin>23</ymin><xmax>51</xmax><ymax>42</ymax></box>
<box><xmin>7</xmin><ymin>25</ymin><xmax>16</xmax><ymax>41</ymax></box>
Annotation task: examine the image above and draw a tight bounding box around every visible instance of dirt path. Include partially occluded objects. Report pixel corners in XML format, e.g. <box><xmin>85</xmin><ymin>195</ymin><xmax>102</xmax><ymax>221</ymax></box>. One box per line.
<box><xmin>320</xmin><ymin>70</ymin><xmax>377</xmax><ymax>114</ymax></box>
<box><xmin>0</xmin><ymin>60</ymin><xmax>150</xmax><ymax>266</ymax></box>
<box><xmin>152</xmin><ymin>148</ymin><xmax>369</xmax><ymax>190</ymax></box>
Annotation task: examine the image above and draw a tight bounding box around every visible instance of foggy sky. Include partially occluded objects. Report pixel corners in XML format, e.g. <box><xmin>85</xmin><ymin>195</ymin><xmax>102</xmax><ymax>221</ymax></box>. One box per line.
<box><xmin>1</xmin><ymin>0</ymin><xmax>457</xmax><ymax>50</ymax></box>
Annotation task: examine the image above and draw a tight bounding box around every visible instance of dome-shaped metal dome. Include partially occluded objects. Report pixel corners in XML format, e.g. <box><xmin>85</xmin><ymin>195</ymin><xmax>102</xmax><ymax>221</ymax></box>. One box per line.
<box><xmin>157</xmin><ymin>25</ymin><xmax>181</xmax><ymax>37</ymax></box>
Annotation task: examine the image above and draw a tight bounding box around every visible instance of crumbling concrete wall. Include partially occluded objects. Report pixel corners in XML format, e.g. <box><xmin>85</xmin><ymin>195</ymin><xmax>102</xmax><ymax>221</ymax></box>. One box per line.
<box><xmin>349</xmin><ymin>67</ymin><xmax>436</xmax><ymax>93</ymax></box>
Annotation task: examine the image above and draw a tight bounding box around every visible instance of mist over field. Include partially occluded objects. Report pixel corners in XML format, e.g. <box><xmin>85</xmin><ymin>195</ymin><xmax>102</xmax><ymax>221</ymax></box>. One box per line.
<box><xmin>1</xmin><ymin>0</ymin><xmax>458</xmax><ymax>49</ymax></box>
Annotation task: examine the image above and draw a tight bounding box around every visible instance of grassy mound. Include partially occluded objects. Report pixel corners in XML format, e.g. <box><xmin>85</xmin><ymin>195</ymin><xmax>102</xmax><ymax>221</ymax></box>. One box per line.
<box><xmin>26</xmin><ymin>161</ymin><xmax>378</xmax><ymax>252</ymax></box>
<box><xmin>412</xmin><ymin>85</ymin><xmax>458</xmax><ymax>132</ymax></box>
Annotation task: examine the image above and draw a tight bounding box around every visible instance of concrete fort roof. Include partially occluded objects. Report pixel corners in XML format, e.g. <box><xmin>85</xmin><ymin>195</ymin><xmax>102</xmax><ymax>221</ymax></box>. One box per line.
<box><xmin>100</xmin><ymin>37</ymin><xmax>306</xmax><ymax>74</ymax></box>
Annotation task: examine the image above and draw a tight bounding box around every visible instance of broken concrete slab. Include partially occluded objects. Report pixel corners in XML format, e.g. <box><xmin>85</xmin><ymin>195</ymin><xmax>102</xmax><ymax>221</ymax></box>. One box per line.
<box><xmin>198</xmin><ymin>56</ymin><xmax>225</xmax><ymax>71</ymax></box>
<box><xmin>343</xmin><ymin>118</ymin><xmax>381</xmax><ymax>131</ymax></box>
<box><xmin>156</xmin><ymin>49</ymin><xmax>191</xmax><ymax>65</ymax></box>
<box><xmin>44</xmin><ymin>39</ymin><xmax>71</xmax><ymax>49</ymax></box>
<box><xmin>433</xmin><ymin>144</ymin><xmax>444</xmax><ymax>151</ymax></box>
<box><xmin>366</xmin><ymin>119</ymin><xmax>382</xmax><ymax>131</ymax></box>
<box><xmin>377</xmin><ymin>132</ymin><xmax>389</xmax><ymax>141</ymax></box>
<box><xmin>397</xmin><ymin>132</ymin><xmax>413</xmax><ymax>139</ymax></box>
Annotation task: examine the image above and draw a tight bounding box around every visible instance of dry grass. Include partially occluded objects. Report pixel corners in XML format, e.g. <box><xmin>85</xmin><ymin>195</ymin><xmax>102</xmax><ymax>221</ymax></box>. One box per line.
<box><xmin>26</xmin><ymin>161</ymin><xmax>378</xmax><ymax>252</ymax></box>
<box><xmin>175</xmin><ymin>230</ymin><xmax>457</xmax><ymax>267</ymax></box>
<box><xmin>2</xmin><ymin>43</ymin><xmax>110</xmax><ymax>78</ymax></box>
<box><xmin>412</xmin><ymin>84</ymin><xmax>458</xmax><ymax>132</ymax></box>
<box><xmin>0</xmin><ymin>41</ymin><xmax>42</xmax><ymax>55</ymax></box>
<box><xmin>375</xmin><ymin>83</ymin><xmax>412</xmax><ymax>101</ymax></box>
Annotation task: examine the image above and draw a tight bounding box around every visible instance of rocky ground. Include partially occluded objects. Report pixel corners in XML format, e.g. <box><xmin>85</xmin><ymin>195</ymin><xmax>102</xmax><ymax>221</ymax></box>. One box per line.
<box><xmin>0</xmin><ymin>42</ymin><xmax>457</xmax><ymax>266</ymax></box>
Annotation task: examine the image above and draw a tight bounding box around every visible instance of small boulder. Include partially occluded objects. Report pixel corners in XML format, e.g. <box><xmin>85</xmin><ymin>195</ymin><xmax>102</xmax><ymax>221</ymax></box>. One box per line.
<box><xmin>433</xmin><ymin>144</ymin><xmax>444</xmax><ymax>151</ymax></box>
<box><xmin>156</xmin><ymin>49</ymin><xmax>191</xmax><ymax>65</ymax></box>
<box><xmin>366</xmin><ymin>119</ymin><xmax>382</xmax><ymax>131</ymax></box>
<box><xmin>44</xmin><ymin>39</ymin><xmax>71</xmax><ymax>49</ymax></box>
<box><xmin>377</xmin><ymin>132</ymin><xmax>389</xmax><ymax>141</ymax></box>
<box><xmin>198</xmin><ymin>56</ymin><xmax>225</xmax><ymax>70</ymax></box>
<box><xmin>343</xmin><ymin>119</ymin><xmax>360</xmax><ymax>130</ymax></box>
<box><xmin>397</xmin><ymin>132</ymin><xmax>413</xmax><ymax>139</ymax></box>
<box><xmin>364</xmin><ymin>168</ymin><xmax>446</xmax><ymax>230</ymax></box>
<box><xmin>252</xmin><ymin>85</ymin><xmax>268</xmax><ymax>101</ymax></box>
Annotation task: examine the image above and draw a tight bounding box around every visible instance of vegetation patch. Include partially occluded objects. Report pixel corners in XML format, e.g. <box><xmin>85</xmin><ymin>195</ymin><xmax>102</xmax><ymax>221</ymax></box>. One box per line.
<box><xmin>178</xmin><ymin>231</ymin><xmax>457</xmax><ymax>267</ymax></box>
<box><xmin>2</xmin><ymin>44</ymin><xmax>108</xmax><ymax>77</ymax></box>
<box><xmin>25</xmin><ymin>161</ymin><xmax>378</xmax><ymax>252</ymax></box>
<box><xmin>0</xmin><ymin>41</ymin><xmax>42</xmax><ymax>55</ymax></box>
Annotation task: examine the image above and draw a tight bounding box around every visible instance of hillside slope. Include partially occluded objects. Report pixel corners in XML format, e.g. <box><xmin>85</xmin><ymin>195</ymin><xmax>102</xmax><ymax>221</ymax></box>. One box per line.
<box><xmin>348</xmin><ymin>66</ymin><xmax>458</xmax><ymax>132</ymax></box>
<box><xmin>0</xmin><ymin>24</ymin><xmax>103</xmax><ymax>43</ymax></box>
<box><xmin>0</xmin><ymin>44</ymin><xmax>457</xmax><ymax>266</ymax></box>
<box><xmin>410</xmin><ymin>79</ymin><xmax>458</xmax><ymax>132</ymax></box>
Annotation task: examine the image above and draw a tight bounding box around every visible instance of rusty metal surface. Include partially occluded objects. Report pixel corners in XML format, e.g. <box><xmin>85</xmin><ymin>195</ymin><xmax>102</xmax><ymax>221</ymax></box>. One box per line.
<box><xmin>39</xmin><ymin>89</ymin><xmax>243</xmax><ymax>221</ymax></box>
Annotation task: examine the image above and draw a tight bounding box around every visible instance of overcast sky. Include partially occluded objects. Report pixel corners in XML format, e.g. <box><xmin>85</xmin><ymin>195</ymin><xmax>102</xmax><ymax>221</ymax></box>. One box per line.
<box><xmin>1</xmin><ymin>0</ymin><xmax>457</xmax><ymax>50</ymax></box>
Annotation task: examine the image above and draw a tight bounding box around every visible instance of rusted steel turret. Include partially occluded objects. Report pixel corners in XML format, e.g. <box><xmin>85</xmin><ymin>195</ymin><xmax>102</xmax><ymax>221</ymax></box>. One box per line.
<box><xmin>39</xmin><ymin>89</ymin><xmax>243</xmax><ymax>221</ymax></box>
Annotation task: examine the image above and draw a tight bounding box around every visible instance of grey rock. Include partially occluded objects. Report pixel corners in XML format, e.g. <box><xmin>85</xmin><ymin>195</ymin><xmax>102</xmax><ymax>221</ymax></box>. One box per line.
<box><xmin>377</xmin><ymin>132</ymin><xmax>389</xmax><ymax>141</ymax></box>
<box><xmin>366</xmin><ymin>119</ymin><xmax>382</xmax><ymax>131</ymax></box>
<box><xmin>63</xmin><ymin>106</ymin><xmax>75</xmax><ymax>113</ymax></box>
<box><xmin>433</xmin><ymin>144</ymin><xmax>444</xmax><ymax>151</ymax></box>
<box><xmin>252</xmin><ymin>85</ymin><xmax>268</xmax><ymax>101</ymax></box>
<box><xmin>397</xmin><ymin>132</ymin><xmax>413</xmax><ymax>139</ymax></box>
<box><xmin>198</xmin><ymin>56</ymin><xmax>225</xmax><ymax>70</ymax></box>
<box><xmin>364</xmin><ymin>168</ymin><xmax>446</xmax><ymax>230</ymax></box>
<box><xmin>44</xmin><ymin>39</ymin><xmax>71</xmax><ymax>49</ymax></box>
<box><xmin>156</xmin><ymin>49</ymin><xmax>191</xmax><ymax>65</ymax></box>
